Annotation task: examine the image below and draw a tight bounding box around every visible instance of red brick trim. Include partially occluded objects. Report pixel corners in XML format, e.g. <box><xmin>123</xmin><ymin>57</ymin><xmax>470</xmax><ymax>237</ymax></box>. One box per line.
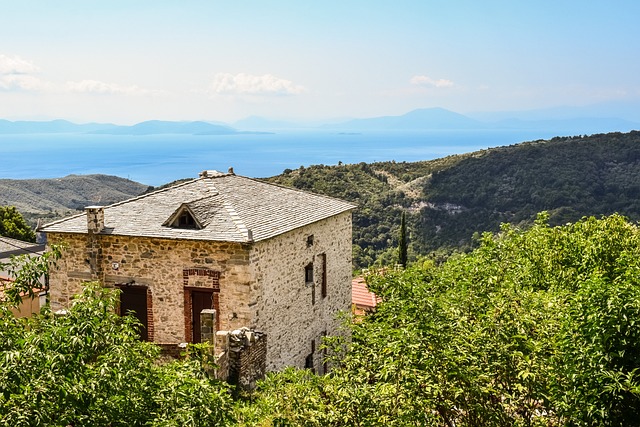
<box><xmin>182</xmin><ymin>268</ymin><xmax>221</xmax><ymax>342</ymax></box>
<box><xmin>146</xmin><ymin>287</ymin><xmax>154</xmax><ymax>342</ymax></box>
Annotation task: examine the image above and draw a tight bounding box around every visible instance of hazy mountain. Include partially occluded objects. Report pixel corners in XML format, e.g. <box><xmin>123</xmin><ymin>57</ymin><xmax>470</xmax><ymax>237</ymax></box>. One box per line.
<box><xmin>323</xmin><ymin>108</ymin><xmax>485</xmax><ymax>130</ymax></box>
<box><xmin>2</xmin><ymin>101</ymin><xmax>639</xmax><ymax>135</ymax></box>
<box><xmin>0</xmin><ymin>119</ymin><xmax>118</xmax><ymax>134</ymax></box>
<box><xmin>89</xmin><ymin>120</ymin><xmax>238</xmax><ymax>135</ymax></box>
<box><xmin>0</xmin><ymin>119</ymin><xmax>239</xmax><ymax>136</ymax></box>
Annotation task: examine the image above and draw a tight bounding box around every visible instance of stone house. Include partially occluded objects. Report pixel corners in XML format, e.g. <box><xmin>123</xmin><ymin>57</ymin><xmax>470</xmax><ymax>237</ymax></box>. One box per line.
<box><xmin>40</xmin><ymin>170</ymin><xmax>355</xmax><ymax>372</ymax></box>
<box><xmin>0</xmin><ymin>236</ymin><xmax>47</xmax><ymax>317</ymax></box>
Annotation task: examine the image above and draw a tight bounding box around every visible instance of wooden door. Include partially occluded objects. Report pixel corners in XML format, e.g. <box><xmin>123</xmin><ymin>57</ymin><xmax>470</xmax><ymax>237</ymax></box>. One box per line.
<box><xmin>191</xmin><ymin>290</ymin><xmax>215</xmax><ymax>343</ymax></box>
<box><xmin>119</xmin><ymin>286</ymin><xmax>148</xmax><ymax>341</ymax></box>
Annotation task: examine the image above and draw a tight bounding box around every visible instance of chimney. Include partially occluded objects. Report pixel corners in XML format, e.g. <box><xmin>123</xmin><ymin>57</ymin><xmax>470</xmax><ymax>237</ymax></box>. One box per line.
<box><xmin>228</xmin><ymin>167</ymin><xmax>235</xmax><ymax>175</ymax></box>
<box><xmin>86</xmin><ymin>206</ymin><xmax>105</xmax><ymax>234</ymax></box>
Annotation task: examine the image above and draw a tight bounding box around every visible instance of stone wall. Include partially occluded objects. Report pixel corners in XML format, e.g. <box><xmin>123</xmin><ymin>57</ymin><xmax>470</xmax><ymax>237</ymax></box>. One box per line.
<box><xmin>47</xmin><ymin>233</ymin><xmax>253</xmax><ymax>343</ymax></box>
<box><xmin>215</xmin><ymin>328</ymin><xmax>267</xmax><ymax>392</ymax></box>
<box><xmin>249</xmin><ymin>211</ymin><xmax>353</xmax><ymax>371</ymax></box>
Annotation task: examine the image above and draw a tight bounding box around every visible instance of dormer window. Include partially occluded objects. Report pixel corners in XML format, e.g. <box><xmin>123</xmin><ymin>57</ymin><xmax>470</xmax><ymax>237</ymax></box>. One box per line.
<box><xmin>163</xmin><ymin>204</ymin><xmax>203</xmax><ymax>230</ymax></box>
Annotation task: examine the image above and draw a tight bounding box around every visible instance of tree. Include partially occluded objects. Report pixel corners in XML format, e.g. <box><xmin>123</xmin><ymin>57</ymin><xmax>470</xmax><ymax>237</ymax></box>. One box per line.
<box><xmin>0</xmin><ymin>206</ymin><xmax>35</xmax><ymax>242</ymax></box>
<box><xmin>398</xmin><ymin>211</ymin><xmax>408</xmax><ymax>267</ymax></box>
<box><xmin>0</xmin><ymin>245</ymin><xmax>61</xmax><ymax>308</ymax></box>
<box><xmin>239</xmin><ymin>213</ymin><xmax>640</xmax><ymax>426</ymax></box>
<box><xmin>0</xmin><ymin>282</ymin><xmax>234</xmax><ymax>426</ymax></box>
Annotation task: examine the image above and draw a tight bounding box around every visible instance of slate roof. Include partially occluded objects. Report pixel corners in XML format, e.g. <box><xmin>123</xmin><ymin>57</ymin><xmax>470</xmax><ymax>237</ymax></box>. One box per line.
<box><xmin>0</xmin><ymin>237</ymin><xmax>46</xmax><ymax>279</ymax></box>
<box><xmin>0</xmin><ymin>236</ymin><xmax>44</xmax><ymax>256</ymax></box>
<box><xmin>40</xmin><ymin>170</ymin><xmax>356</xmax><ymax>243</ymax></box>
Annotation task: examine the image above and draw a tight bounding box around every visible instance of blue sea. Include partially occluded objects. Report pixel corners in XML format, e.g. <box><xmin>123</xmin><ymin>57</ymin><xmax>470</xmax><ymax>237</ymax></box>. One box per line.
<box><xmin>0</xmin><ymin>129</ymin><xmax>567</xmax><ymax>186</ymax></box>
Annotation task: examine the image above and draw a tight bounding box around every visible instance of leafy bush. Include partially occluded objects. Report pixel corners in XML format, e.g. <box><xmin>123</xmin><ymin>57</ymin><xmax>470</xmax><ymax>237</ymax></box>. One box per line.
<box><xmin>0</xmin><ymin>283</ymin><xmax>233</xmax><ymax>426</ymax></box>
<box><xmin>241</xmin><ymin>214</ymin><xmax>640</xmax><ymax>426</ymax></box>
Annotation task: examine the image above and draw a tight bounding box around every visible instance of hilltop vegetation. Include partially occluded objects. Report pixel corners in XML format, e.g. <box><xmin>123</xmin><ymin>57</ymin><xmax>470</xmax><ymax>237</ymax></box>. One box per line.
<box><xmin>0</xmin><ymin>174</ymin><xmax>150</xmax><ymax>227</ymax></box>
<box><xmin>269</xmin><ymin>130</ymin><xmax>640</xmax><ymax>268</ymax></box>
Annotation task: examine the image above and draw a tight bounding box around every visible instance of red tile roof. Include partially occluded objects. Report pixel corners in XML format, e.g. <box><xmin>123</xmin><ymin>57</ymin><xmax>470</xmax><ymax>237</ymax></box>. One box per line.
<box><xmin>351</xmin><ymin>277</ymin><xmax>379</xmax><ymax>310</ymax></box>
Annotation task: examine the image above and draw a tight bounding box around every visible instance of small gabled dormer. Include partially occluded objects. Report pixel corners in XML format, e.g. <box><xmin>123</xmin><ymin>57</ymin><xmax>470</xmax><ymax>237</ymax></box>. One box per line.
<box><xmin>163</xmin><ymin>203</ymin><xmax>203</xmax><ymax>230</ymax></box>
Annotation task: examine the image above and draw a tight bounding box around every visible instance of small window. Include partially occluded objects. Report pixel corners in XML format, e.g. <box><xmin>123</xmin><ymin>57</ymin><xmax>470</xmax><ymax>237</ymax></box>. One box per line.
<box><xmin>178</xmin><ymin>212</ymin><xmax>196</xmax><ymax>228</ymax></box>
<box><xmin>305</xmin><ymin>263</ymin><xmax>314</xmax><ymax>283</ymax></box>
<box><xmin>306</xmin><ymin>235</ymin><xmax>314</xmax><ymax>247</ymax></box>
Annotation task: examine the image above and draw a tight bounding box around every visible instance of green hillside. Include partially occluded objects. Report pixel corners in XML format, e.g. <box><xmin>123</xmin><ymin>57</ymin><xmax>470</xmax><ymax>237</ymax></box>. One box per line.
<box><xmin>0</xmin><ymin>174</ymin><xmax>150</xmax><ymax>227</ymax></box>
<box><xmin>268</xmin><ymin>130</ymin><xmax>640</xmax><ymax>268</ymax></box>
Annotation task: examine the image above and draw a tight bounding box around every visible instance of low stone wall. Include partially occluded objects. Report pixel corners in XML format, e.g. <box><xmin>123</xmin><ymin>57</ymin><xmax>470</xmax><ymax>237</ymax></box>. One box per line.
<box><xmin>216</xmin><ymin>328</ymin><xmax>267</xmax><ymax>392</ymax></box>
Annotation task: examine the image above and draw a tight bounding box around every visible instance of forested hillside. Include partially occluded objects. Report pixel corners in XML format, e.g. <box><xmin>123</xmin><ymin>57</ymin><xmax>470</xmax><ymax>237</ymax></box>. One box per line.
<box><xmin>0</xmin><ymin>175</ymin><xmax>150</xmax><ymax>227</ymax></box>
<box><xmin>269</xmin><ymin>130</ymin><xmax>640</xmax><ymax>268</ymax></box>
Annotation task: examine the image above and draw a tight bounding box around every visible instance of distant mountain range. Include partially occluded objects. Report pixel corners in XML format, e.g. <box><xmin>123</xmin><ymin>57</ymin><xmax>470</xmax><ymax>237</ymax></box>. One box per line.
<box><xmin>1</xmin><ymin>103</ymin><xmax>639</xmax><ymax>135</ymax></box>
<box><xmin>0</xmin><ymin>119</ymin><xmax>255</xmax><ymax>136</ymax></box>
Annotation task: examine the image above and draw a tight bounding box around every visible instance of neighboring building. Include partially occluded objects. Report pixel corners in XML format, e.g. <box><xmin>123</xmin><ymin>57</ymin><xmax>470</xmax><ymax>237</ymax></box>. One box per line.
<box><xmin>351</xmin><ymin>276</ymin><xmax>379</xmax><ymax>316</ymax></box>
<box><xmin>40</xmin><ymin>169</ymin><xmax>356</xmax><ymax>372</ymax></box>
<box><xmin>0</xmin><ymin>236</ymin><xmax>46</xmax><ymax>317</ymax></box>
<box><xmin>0</xmin><ymin>236</ymin><xmax>46</xmax><ymax>277</ymax></box>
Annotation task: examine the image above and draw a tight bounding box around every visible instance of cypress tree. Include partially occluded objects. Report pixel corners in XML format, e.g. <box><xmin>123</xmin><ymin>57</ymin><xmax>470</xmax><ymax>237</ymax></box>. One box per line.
<box><xmin>398</xmin><ymin>211</ymin><xmax>407</xmax><ymax>268</ymax></box>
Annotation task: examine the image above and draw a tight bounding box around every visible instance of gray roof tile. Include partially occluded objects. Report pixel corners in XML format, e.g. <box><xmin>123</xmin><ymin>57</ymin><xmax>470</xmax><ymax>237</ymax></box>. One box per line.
<box><xmin>40</xmin><ymin>172</ymin><xmax>356</xmax><ymax>243</ymax></box>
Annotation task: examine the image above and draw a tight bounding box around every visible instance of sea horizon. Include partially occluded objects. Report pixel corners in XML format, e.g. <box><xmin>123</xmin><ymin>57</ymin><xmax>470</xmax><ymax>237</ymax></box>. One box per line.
<box><xmin>0</xmin><ymin>128</ymin><xmax>615</xmax><ymax>186</ymax></box>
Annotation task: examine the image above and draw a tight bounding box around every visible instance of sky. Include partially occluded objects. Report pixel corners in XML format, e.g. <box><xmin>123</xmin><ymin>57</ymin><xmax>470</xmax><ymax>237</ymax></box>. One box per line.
<box><xmin>1</xmin><ymin>1</ymin><xmax>639</xmax><ymax>125</ymax></box>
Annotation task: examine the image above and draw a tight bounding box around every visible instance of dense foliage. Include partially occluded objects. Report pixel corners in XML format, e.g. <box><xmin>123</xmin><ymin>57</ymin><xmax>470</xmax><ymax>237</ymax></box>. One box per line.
<box><xmin>237</xmin><ymin>214</ymin><xmax>640</xmax><ymax>426</ymax></box>
<box><xmin>0</xmin><ymin>206</ymin><xmax>36</xmax><ymax>242</ymax></box>
<box><xmin>269</xmin><ymin>131</ymin><xmax>640</xmax><ymax>268</ymax></box>
<box><xmin>0</xmin><ymin>282</ymin><xmax>233</xmax><ymax>426</ymax></box>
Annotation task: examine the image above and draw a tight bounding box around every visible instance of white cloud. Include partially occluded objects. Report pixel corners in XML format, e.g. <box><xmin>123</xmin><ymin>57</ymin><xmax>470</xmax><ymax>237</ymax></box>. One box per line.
<box><xmin>0</xmin><ymin>74</ymin><xmax>49</xmax><ymax>91</ymax></box>
<box><xmin>209</xmin><ymin>73</ymin><xmax>306</xmax><ymax>95</ymax></box>
<box><xmin>65</xmin><ymin>79</ymin><xmax>161</xmax><ymax>96</ymax></box>
<box><xmin>410</xmin><ymin>75</ymin><xmax>454</xmax><ymax>88</ymax></box>
<box><xmin>0</xmin><ymin>54</ymin><xmax>39</xmax><ymax>75</ymax></box>
<box><xmin>0</xmin><ymin>54</ymin><xmax>48</xmax><ymax>91</ymax></box>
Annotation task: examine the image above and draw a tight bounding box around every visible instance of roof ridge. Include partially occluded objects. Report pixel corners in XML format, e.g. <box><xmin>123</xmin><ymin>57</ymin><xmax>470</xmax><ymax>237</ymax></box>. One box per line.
<box><xmin>222</xmin><ymin>201</ymin><xmax>253</xmax><ymax>242</ymax></box>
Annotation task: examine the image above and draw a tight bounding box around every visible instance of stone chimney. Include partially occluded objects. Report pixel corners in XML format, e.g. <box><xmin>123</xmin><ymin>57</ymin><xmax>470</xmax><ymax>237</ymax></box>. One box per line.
<box><xmin>86</xmin><ymin>206</ymin><xmax>105</xmax><ymax>233</ymax></box>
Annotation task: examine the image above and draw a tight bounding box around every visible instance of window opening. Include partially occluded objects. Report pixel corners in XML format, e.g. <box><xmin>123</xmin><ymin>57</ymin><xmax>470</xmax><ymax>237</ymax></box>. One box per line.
<box><xmin>320</xmin><ymin>253</ymin><xmax>327</xmax><ymax>299</ymax></box>
<box><xmin>118</xmin><ymin>285</ymin><xmax>149</xmax><ymax>341</ymax></box>
<box><xmin>178</xmin><ymin>211</ymin><xmax>196</xmax><ymax>228</ymax></box>
<box><xmin>305</xmin><ymin>339</ymin><xmax>316</xmax><ymax>373</ymax></box>
<box><xmin>305</xmin><ymin>263</ymin><xmax>314</xmax><ymax>283</ymax></box>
